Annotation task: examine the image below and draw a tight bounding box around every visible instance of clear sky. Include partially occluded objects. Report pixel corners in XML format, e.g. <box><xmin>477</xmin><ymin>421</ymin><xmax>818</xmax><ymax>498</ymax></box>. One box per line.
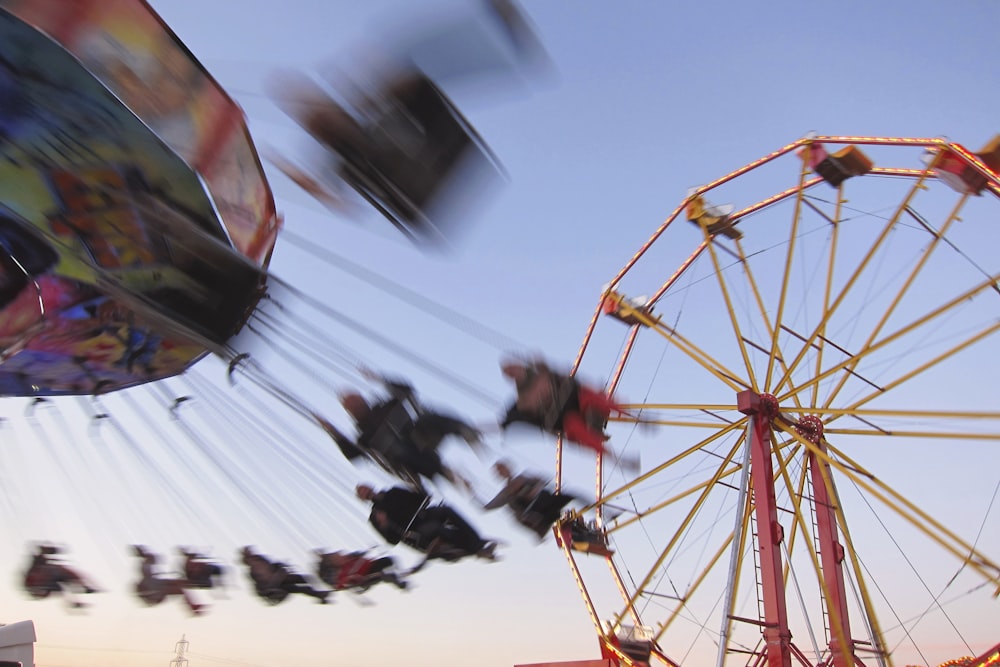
<box><xmin>1</xmin><ymin>1</ymin><xmax>999</xmax><ymax>667</ymax></box>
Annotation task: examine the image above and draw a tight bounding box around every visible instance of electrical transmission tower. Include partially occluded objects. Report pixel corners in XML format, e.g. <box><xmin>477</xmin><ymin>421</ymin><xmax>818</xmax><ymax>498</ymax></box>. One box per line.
<box><xmin>169</xmin><ymin>635</ymin><xmax>189</xmax><ymax>667</ymax></box>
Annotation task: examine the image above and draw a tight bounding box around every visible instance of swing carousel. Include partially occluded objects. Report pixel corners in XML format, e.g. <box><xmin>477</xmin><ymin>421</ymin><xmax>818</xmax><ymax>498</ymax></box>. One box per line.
<box><xmin>0</xmin><ymin>0</ymin><xmax>533</xmax><ymax>617</ymax></box>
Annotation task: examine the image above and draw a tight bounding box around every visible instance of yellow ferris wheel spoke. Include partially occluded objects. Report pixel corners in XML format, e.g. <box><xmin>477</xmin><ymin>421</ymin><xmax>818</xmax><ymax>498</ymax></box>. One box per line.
<box><xmin>777</xmin><ymin>276</ymin><xmax>1000</xmax><ymax>407</ymax></box>
<box><xmin>782</xmin><ymin>428</ymin><xmax>1000</xmax><ymax>588</ymax></box>
<box><xmin>733</xmin><ymin>232</ymin><xmax>813</xmax><ymax>412</ymax></box>
<box><xmin>770</xmin><ymin>437</ymin><xmax>857</xmax><ymax>663</ymax></box>
<box><xmin>645</xmin><ymin>318</ymin><xmax>750</xmax><ymax>393</ymax></box>
<box><xmin>780</xmin><ymin>406</ymin><xmax>1000</xmax><ymax>440</ymax></box>
<box><xmin>653</xmin><ymin>528</ymin><xmax>738</xmax><ymax>644</ymax></box>
<box><xmin>612</xmin><ymin>401</ymin><xmax>744</xmax><ymax>431</ymax></box>
<box><xmin>773</xmin><ymin>171</ymin><xmax>933</xmax><ymax>398</ymax></box>
<box><xmin>811</xmin><ymin>447</ymin><xmax>893</xmax><ymax>667</ymax></box>
<box><xmin>700</xmin><ymin>223</ymin><xmax>766</xmax><ymax>394</ymax></box>
<box><xmin>609</xmin><ymin>436</ymin><xmax>742</xmax><ymax>634</ymax></box>
<box><xmin>824</xmin><ymin>428</ymin><xmax>1000</xmax><ymax>441</ymax></box>
<box><xmin>786</xmin><ymin>406</ymin><xmax>1000</xmax><ymax>421</ymax></box>
<box><xmin>822</xmin><ymin>320</ymin><xmax>1000</xmax><ymax>419</ymax></box>
<box><xmin>808</xmin><ymin>184</ymin><xmax>846</xmax><ymax>409</ymax></box>
<box><xmin>762</xmin><ymin>154</ymin><xmax>816</xmax><ymax>391</ymax></box>
<box><xmin>819</xmin><ymin>193</ymin><xmax>970</xmax><ymax>412</ymax></box>
<box><xmin>601</xmin><ymin>427</ymin><xmax>746</xmax><ymax>531</ymax></box>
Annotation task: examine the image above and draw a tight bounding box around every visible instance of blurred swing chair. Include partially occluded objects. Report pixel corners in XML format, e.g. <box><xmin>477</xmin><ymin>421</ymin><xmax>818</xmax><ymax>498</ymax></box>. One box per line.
<box><xmin>296</xmin><ymin>69</ymin><xmax>504</xmax><ymax>244</ymax></box>
<box><xmin>510</xmin><ymin>487</ymin><xmax>575</xmax><ymax>540</ymax></box>
<box><xmin>318</xmin><ymin>394</ymin><xmax>430</xmax><ymax>491</ymax></box>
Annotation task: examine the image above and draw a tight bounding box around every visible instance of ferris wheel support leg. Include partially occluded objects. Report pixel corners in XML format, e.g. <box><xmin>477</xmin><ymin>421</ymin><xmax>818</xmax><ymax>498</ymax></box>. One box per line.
<box><xmin>738</xmin><ymin>391</ymin><xmax>794</xmax><ymax>667</ymax></box>
<box><xmin>799</xmin><ymin>416</ymin><xmax>860</xmax><ymax>667</ymax></box>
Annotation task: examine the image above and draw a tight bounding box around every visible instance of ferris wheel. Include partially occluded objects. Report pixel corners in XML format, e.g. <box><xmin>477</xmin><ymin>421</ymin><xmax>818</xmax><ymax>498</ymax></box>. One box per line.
<box><xmin>558</xmin><ymin>135</ymin><xmax>1000</xmax><ymax>667</ymax></box>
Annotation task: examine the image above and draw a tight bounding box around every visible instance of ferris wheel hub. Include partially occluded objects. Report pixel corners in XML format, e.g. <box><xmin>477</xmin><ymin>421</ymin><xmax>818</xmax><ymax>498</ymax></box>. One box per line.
<box><xmin>796</xmin><ymin>415</ymin><xmax>824</xmax><ymax>443</ymax></box>
<box><xmin>737</xmin><ymin>390</ymin><xmax>780</xmax><ymax>419</ymax></box>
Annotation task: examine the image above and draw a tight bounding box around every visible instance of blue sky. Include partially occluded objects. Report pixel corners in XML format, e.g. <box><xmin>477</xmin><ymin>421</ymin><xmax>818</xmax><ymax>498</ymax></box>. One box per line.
<box><xmin>2</xmin><ymin>1</ymin><xmax>999</xmax><ymax>666</ymax></box>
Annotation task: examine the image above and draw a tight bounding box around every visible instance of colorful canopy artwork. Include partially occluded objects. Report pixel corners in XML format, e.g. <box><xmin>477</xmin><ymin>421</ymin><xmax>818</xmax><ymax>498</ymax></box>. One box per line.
<box><xmin>0</xmin><ymin>0</ymin><xmax>280</xmax><ymax>397</ymax></box>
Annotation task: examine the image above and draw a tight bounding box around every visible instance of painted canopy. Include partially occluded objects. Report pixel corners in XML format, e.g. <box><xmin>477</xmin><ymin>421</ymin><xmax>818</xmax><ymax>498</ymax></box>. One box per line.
<box><xmin>0</xmin><ymin>1</ymin><xmax>279</xmax><ymax>395</ymax></box>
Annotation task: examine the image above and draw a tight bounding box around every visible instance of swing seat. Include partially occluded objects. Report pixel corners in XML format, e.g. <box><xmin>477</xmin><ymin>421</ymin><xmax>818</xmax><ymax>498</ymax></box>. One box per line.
<box><xmin>338</xmin><ymin>72</ymin><xmax>503</xmax><ymax>244</ymax></box>
<box><xmin>363</xmin><ymin>401</ymin><xmax>429</xmax><ymax>488</ymax></box>
<box><xmin>518</xmin><ymin>491</ymin><xmax>574</xmax><ymax>538</ymax></box>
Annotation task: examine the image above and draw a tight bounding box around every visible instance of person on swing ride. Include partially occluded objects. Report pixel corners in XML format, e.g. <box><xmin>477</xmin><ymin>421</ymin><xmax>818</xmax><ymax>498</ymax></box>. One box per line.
<box><xmin>314</xmin><ymin>548</ymin><xmax>409</xmax><ymax>593</ymax></box>
<box><xmin>131</xmin><ymin>545</ymin><xmax>204</xmax><ymax>615</ymax></box>
<box><xmin>355</xmin><ymin>483</ymin><xmax>499</xmax><ymax>568</ymax></box>
<box><xmin>239</xmin><ymin>546</ymin><xmax>330</xmax><ymax>605</ymax></box>
<box><xmin>365</xmin><ymin>369</ymin><xmax>484</xmax><ymax>449</ymax></box>
<box><xmin>499</xmin><ymin>358</ymin><xmax>639</xmax><ymax>472</ymax></box>
<box><xmin>22</xmin><ymin>543</ymin><xmax>99</xmax><ymax>607</ymax></box>
<box><xmin>321</xmin><ymin>369</ymin><xmax>482</xmax><ymax>491</ymax></box>
<box><xmin>269</xmin><ymin>0</ymin><xmax>549</xmax><ymax>243</ymax></box>
<box><xmin>178</xmin><ymin>547</ymin><xmax>226</xmax><ymax>590</ymax></box>
<box><xmin>481</xmin><ymin>460</ymin><xmax>576</xmax><ymax>540</ymax></box>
